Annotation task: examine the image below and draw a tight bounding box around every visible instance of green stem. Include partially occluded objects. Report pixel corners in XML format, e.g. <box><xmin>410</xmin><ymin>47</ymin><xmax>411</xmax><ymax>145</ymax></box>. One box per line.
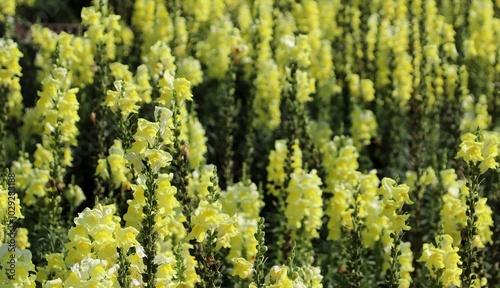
<box><xmin>461</xmin><ymin>164</ymin><xmax>481</xmax><ymax>286</ymax></box>
<box><xmin>223</xmin><ymin>64</ymin><xmax>236</xmax><ymax>188</ymax></box>
<box><xmin>139</xmin><ymin>168</ymin><xmax>159</xmax><ymax>287</ymax></box>
<box><xmin>387</xmin><ymin>230</ymin><xmax>402</xmax><ymax>288</ymax></box>
<box><xmin>347</xmin><ymin>190</ymin><xmax>363</xmax><ymax>288</ymax></box>
<box><xmin>171</xmin><ymin>94</ymin><xmax>193</xmax><ymax>231</ymax></box>
<box><xmin>254</xmin><ymin>218</ymin><xmax>267</xmax><ymax>288</ymax></box>
<box><xmin>118</xmin><ymin>247</ymin><xmax>132</xmax><ymax>288</ymax></box>
<box><xmin>174</xmin><ymin>242</ymin><xmax>187</xmax><ymax>283</ymax></box>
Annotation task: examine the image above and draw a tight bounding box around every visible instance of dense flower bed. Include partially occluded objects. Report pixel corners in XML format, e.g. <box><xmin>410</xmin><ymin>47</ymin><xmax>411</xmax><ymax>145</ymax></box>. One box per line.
<box><xmin>0</xmin><ymin>0</ymin><xmax>499</xmax><ymax>287</ymax></box>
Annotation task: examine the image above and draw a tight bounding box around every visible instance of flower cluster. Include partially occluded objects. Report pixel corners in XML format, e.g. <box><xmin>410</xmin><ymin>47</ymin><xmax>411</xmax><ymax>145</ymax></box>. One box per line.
<box><xmin>350</xmin><ymin>107</ymin><xmax>378</xmax><ymax>149</ymax></box>
<box><xmin>418</xmin><ymin>234</ymin><xmax>462</xmax><ymax>287</ymax></box>
<box><xmin>158</xmin><ymin>74</ymin><xmax>193</xmax><ymax>106</ymax></box>
<box><xmin>187</xmin><ymin>199</ymin><xmax>238</xmax><ymax>250</ymax></box>
<box><xmin>36</xmin><ymin>67</ymin><xmax>80</xmax><ymax>148</ymax></box>
<box><xmin>131</xmin><ymin>0</ymin><xmax>172</xmax><ymax>54</ymax></box>
<box><xmin>102</xmin><ymin>80</ymin><xmax>142</xmax><ymax>120</ymax></box>
<box><xmin>221</xmin><ymin>181</ymin><xmax>264</xmax><ymax>261</ymax></box>
<box><xmin>253</xmin><ymin>58</ymin><xmax>283</xmax><ymax>130</ymax></box>
<box><xmin>30</xmin><ymin>26</ymin><xmax>95</xmax><ymax>87</ymax></box>
<box><xmin>285</xmin><ymin>170</ymin><xmax>323</xmax><ymax>240</ymax></box>
<box><xmin>378</xmin><ymin>178</ymin><xmax>413</xmax><ymax>232</ymax></box>
<box><xmin>142</xmin><ymin>41</ymin><xmax>176</xmax><ymax>83</ymax></box>
<box><xmin>0</xmin><ymin>38</ymin><xmax>24</xmax><ymax>119</ymax></box>
<box><xmin>440</xmin><ymin>169</ymin><xmax>468</xmax><ymax>246</ymax></box>
<box><xmin>0</xmin><ymin>0</ymin><xmax>34</xmax><ymax>22</ymax></box>
<box><xmin>95</xmin><ymin>139</ymin><xmax>131</xmax><ymax>190</ymax></box>
<box><xmin>266</xmin><ymin>140</ymin><xmax>288</xmax><ymax>197</ymax></box>
<box><xmin>81</xmin><ymin>4</ymin><xmax>133</xmax><ymax>61</ymax></box>
<box><xmin>456</xmin><ymin>132</ymin><xmax>499</xmax><ymax>174</ymax></box>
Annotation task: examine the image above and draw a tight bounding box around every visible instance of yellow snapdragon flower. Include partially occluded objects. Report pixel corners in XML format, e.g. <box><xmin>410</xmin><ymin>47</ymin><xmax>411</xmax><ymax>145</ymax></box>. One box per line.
<box><xmin>188</xmin><ymin>200</ymin><xmax>237</xmax><ymax>247</ymax></box>
<box><xmin>196</xmin><ymin>17</ymin><xmax>246</xmax><ymax>79</ymax></box>
<box><xmin>36</xmin><ymin>253</ymin><xmax>67</xmax><ymax>285</ymax></box>
<box><xmin>0</xmin><ymin>0</ymin><xmax>15</xmax><ymax>21</ymax></box>
<box><xmin>231</xmin><ymin>257</ymin><xmax>253</xmax><ymax>278</ymax></box>
<box><xmin>82</xmin><ymin>5</ymin><xmax>130</xmax><ymax>61</ymax></box>
<box><xmin>293</xmin><ymin>265</ymin><xmax>323</xmax><ymax>288</ymax></box>
<box><xmin>158</xmin><ymin>74</ymin><xmax>193</xmax><ymax>106</ymax></box>
<box><xmin>96</xmin><ymin>140</ymin><xmax>130</xmax><ymax>190</ymax></box>
<box><xmin>36</xmin><ymin>67</ymin><xmax>80</xmax><ymax>147</ymax></box>
<box><xmin>351</xmin><ymin>107</ymin><xmax>378</xmax><ymax>149</ymax></box>
<box><xmin>63</xmin><ymin>257</ymin><xmax>119</xmax><ymax>287</ymax></box>
<box><xmin>456</xmin><ymin>132</ymin><xmax>499</xmax><ymax>173</ymax></box>
<box><xmin>103</xmin><ymin>80</ymin><xmax>142</xmax><ymax>119</ymax></box>
<box><xmin>418</xmin><ymin>234</ymin><xmax>462</xmax><ymax>287</ymax></box>
<box><xmin>135</xmin><ymin>64</ymin><xmax>152</xmax><ymax>104</ymax></box>
<box><xmin>285</xmin><ymin>170</ymin><xmax>323</xmax><ymax>239</ymax></box>
<box><xmin>399</xmin><ymin>242</ymin><xmax>414</xmax><ymax>288</ymax></box>
<box><xmin>188</xmin><ymin>164</ymin><xmax>216</xmax><ymax>201</ymax></box>
<box><xmin>184</xmin><ymin>115</ymin><xmax>208</xmax><ymax>169</ymax></box>
<box><xmin>0</xmin><ymin>182</ymin><xmax>24</xmax><ymax>219</ymax></box>
<box><xmin>134</xmin><ymin>118</ymin><xmax>160</xmax><ymax>147</ymax></box>
<box><xmin>222</xmin><ymin>181</ymin><xmax>263</xmax><ymax>261</ymax></box>
<box><xmin>253</xmin><ymin>59</ymin><xmax>283</xmax><ymax>130</ymax></box>
<box><xmin>479</xmin><ymin>133</ymin><xmax>499</xmax><ymax>173</ymax></box>
<box><xmin>266</xmin><ymin>140</ymin><xmax>288</xmax><ymax>197</ymax></box>
<box><xmin>461</xmin><ymin>94</ymin><xmax>491</xmax><ymax>133</ymax></box>
<box><xmin>322</xmin><ymin>136</ymin><xmax>360</xmax><ymax>190</ymax></box>
<box><xmin>132</xmin><ymin>0</ymin><xmax>173</xmax><ymax>51</ymax></box>
<box><xmin>473</xmin><ymin>198</ymin><xmax>494</xmax><ymax>249</ymax></box>
<box><xmin>326</xmin><ymin>173</ymin><xmax>362</xmax><ymax>241</ymax></box>
<box><xmin>441</xmin><ymin>191</ymin><xmax>467</xmax><ymax>246</ymax></box>
<box><xmin>177</xmin><ymin>57</ymin><xmax>204</xmax><ymax>87</ymax></box>
<box><xmin>15</xmin><ymin>228</ymin><xmax>30</xmax><ymax>250</ymax></box>
<box><xmin>296</xmin><ymin>70</ymin><xmax>316</xmax><ymax>103</ymax></box>
<box><xmin>31</xmin><ymin>25</ymin><xmax>95</xmax><ymax>86</ymax></box>
<box><xmin>0</xmin><ymin>38</ymin><xmax>24</xmax><ymax>119</ymax></box>
<box><xmin>124</xmin><ymin>171</ymin><xmax>183</xmax><ymax>240</ymax></box>
<box><xmin>264</xmin><ymin>265</ymin><xmax>293</xmax><ymax>287</ymax></box>
<box><xmin>143</xmin><ymin>41</ymin><xmax>176</xmax><ymax>82</ymax></box>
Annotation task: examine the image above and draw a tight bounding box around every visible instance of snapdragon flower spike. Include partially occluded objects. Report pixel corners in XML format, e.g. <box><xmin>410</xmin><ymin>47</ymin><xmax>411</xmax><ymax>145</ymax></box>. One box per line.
<box><xmin>64</xmin><ymin>203</ymin><xmax>143</xmax><ymax>286</ymax></box>
<box><xmin>253</xmin><ymin>58</ymin><xmax>283</xmax><ymax>130</ymax></box>
<box><xmin>418</xmin><ymin>234</ymin><xmax>462</xmax><ymax>287</ymax></box>
<box><xmin>0</xmin><ymin>38</ymin><xmax>24</xmax><ymax>119</ymax></box>
<box><xmin>102</xmin><ymin>80</ymin><xmax>142</xmax><ymax>120</ymax></box>
<box><xmin>0</xmin><ymin>244</ymin><xmax>37</xmax><ymax>286</ymax></box>
<box><xmin>81</xmin><ymin>5</ymin><xmax>132</xmax><ymax>61</ymax></box>
<box><xmin>188</xmin><ymin>164</ymin><xmax>216</xmax><ymax>201</ymax></box>
<box><xmin>95</xmin><ymin>139</ymin><xmax>130</xmax><ymax>189</ymax></box>
<box><xmin>351</xmin><ymin>106</ymin><xmax>378</xmax><ymax>149</ymax></box>
<box><xmin>221</xmin><ymin>181</ymin><xmax>264</xmax><ymax>261</ymax></box>
<box><xmin>187</xmin><ymin>200</ymin><xmax>238</xmax><ymax>248</ymax></box>
<box><xmin>143</xmin><ymin>41</ymin><xmax>176</xmax><ymax>82</ymax></box>
<box><xmin>157</xmin><ymin>73</ymin><xmax>193</xmax><ymax>107</ymax></box>
<box><xmin>30</xmin><ymin>26</ymin><xmax>95</xmax><ymax>87</ymax></box>
<box><xmin>195</xmin><ymin>17</ymin><xmax>242</xmax><ymax>79</ymax></box>
<box><xmin>455</xmin><ymin>132</ymin><xmax>499</xmax><ymax>173</ymax></box>
<box><xmin>184</xmin><ymin>114</ymin><xmax>208</xmax><ymax>169</ymax></box>
<box><xmin>132</xmin><ymin>2</ymin><xmax>174</xmax><ymax>56</ymax></box>
<box><xmin>36</xmin><ymin>67</ymin><xmax>80</xmax><ymax>147</ymax></box>
<box><xmin>261</xmin><ymin>264</ymin><xmax>324</xmax><ymax>287</ymax></box>
<box><xmin>285</xmin><ymin>170</ymin><xmax>323</xmax><ymax>240</ymax></box>
<box><xmin>266</xmin><ymin>140</ymin><xmax>288</xmax><ymax>197</ymax></box>
<box><xmin>378</xmin><ymin>184</ymin><xmax>413</xmax><ymax>232</ymax></box>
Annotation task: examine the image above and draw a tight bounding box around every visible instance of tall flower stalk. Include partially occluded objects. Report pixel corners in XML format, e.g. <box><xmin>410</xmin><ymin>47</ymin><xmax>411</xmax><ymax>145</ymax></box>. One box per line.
<box><xmin>32</xmin><ymin>65</ymin><xmax>81</xmax><ymax>261</ymax></box>
<box><xmin>125</xmin><ymin>108</ymin><xmax>175</xmax><ymax>287</ymax></box>
<box><xmin>455</xmin><ymin>132</ymin><xmax>498</xmax><ymax>287</ymax></box>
